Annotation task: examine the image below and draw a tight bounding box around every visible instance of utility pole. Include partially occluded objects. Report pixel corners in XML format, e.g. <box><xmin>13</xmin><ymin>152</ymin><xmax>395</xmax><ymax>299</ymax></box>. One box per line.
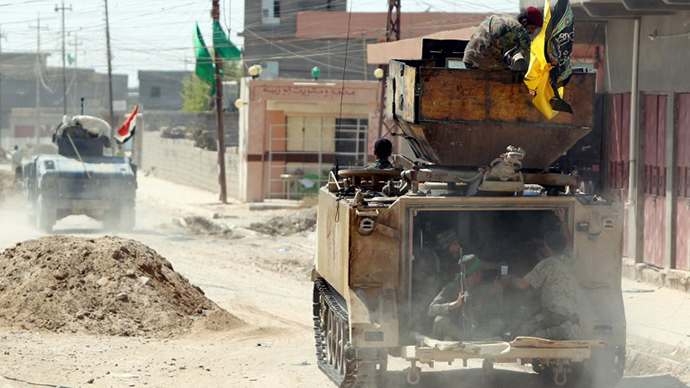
<box><xmin>0</xmin><ymin>27</ymin><xmax>6</xmax><ymax>141</ymax></box>
<box><xmin>377</xmin><ymin>0</ymin><xmax>401</xmax><ymax>139</ymax></box>
<box><xmin>30</xmin><ymin>14</ymin><xmax>49</xmax><ymax>144</ymax></box>
<box><xmin>55</xmin><ymin>1</ymin><xmax>72</xmax><ymax>116</ymax></box>
<box><xmin>104</xmin><ymin>0</ymin><xmax>115</xmax><ymax>152</ymax></box>
<box><xmin>68</xmin><ymin>31</ymin><xmax>82</xmax><ymax>112</ymax></box>
<box><xmin>212</xmin><ymin>0</ymin><xmax>228</xmax><ymax>204</ymax></box>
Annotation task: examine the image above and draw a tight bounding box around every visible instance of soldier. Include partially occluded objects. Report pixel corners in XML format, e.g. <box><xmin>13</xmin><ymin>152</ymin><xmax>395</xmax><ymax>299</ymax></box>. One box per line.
<box><xmin>509</xmin><ymin>231</ymin><xmax>580</xmax><ymax>340</ymax></box>
<box><xmin>412</xmin><ymin>229</ymin><xmax>464</xmax><ymax>333</ymax></box>
<box><xmin>7</xmin><ymin>145</ymin><xmax>22</xmax><ymax>180</ymax></box>
<box><xmin>428</xmin><ymin>254</ymin><xmax>506</xmax><ymax>341</ymax></box>
<box><xmin>463</xmin><ymin>7</ymin><xmax>543</xmax><ymax>71</ymax></box>
<box><xmin>366</xmin><ymin>138</ymin><xmax>393</xmax><ymax>170</ymax></box>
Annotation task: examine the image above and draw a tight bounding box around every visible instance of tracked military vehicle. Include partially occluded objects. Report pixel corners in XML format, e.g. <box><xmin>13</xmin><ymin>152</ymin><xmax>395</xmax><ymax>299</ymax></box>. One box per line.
<box><xmin>23</xmin><ymin>116</ymin><xmax>137</xmax><ymax>232</ymax></box>
<box><xmin>312</xmin><ymin>46</ymin><xmax>625</xmax><ymax>388</ymax></box>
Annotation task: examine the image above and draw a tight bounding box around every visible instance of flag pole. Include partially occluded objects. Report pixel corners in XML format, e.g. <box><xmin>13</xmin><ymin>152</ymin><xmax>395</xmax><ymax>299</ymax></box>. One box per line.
<box><xmin>212</xmin><ymin>0</ymin><xmax>228</xmax><ymax>204</ymax></box>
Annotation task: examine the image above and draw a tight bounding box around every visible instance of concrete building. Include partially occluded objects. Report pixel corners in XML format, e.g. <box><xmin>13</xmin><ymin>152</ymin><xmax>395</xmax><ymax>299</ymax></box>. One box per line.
<box><xmin>521</xmin><ymin>0</ymin><xmax>690</xmax><ymax>274</ymax></box>
<box><xmin>0</xmin><ymin>53</ymin><xmax>128</xmax><ymax>150</ymax></box>
<box><xmin>138</xmin><ymin>70</ymin><xmax>192</xmax><ymax>111</ymax></box>
<box><xmin>242</xmin><ymin>0</ymin><xmax>487</xmax><ymax>80</ymax></box>
<box><xmin>236</xmin><ymin>78</ymin><xmax>380</xmax><ymax>201</ymax></box>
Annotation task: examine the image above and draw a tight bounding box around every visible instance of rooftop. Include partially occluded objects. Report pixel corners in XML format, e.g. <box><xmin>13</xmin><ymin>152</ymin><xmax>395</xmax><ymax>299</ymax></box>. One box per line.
<box><xmin>295</xmin><ymin>11</ymin><xmax>489</xmax><ymax>40</ymax></box>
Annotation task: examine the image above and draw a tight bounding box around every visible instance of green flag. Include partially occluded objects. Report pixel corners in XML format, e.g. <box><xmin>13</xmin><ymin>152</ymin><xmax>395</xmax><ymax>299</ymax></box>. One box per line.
<box><xmin>194</xmin><ymin>22</ymin><xmax>215</xmax><ymax>89</ymax></box>
<box><xmin>213</xmin><ymin>21</ymin><xmax>241</xmax><ymax>61</ymax></box>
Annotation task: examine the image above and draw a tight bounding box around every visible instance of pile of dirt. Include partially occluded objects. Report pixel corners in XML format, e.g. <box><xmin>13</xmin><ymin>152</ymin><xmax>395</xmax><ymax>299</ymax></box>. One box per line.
<box><xmin>248</xmin><ymin>207</ymin><xmax>317</xmax><ymax>236</ymax></box>
<box><xmin>0</xmin><ymin>236</ymin><xmax>242</xmax><ymax>337</ymax></box>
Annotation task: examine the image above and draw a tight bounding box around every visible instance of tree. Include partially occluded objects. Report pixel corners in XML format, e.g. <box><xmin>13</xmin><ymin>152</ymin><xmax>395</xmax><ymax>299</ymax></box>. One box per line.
<box><xmin>223</xmin><ymin>60</ymin><xmax>243</xmax><ymax>82</ymax></box>
<box><xmin>181</xmin><ymin>75</ymin><xmax>211</xmax><ymax>113</ymax></box>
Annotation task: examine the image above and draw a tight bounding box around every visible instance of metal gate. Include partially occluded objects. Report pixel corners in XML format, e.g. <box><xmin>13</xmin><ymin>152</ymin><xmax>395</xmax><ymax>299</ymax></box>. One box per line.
<box><xmin>608</xmin><ymin>93</ymin><xmax>631</xmax><ymax>257</ymax></box>
<box><xmin>266</xmin><ymin>117</ymin><xmax>368</xmax><ymax>199</ymax></box>
<box><xmin>675</xmin><ymin>94</ymin><xmax>690</xmax><ymax>270</ymax></box>
<box><xmin>642</xmin><ymin>94</ymin><xmax>667</xmax><ymax>268</ymax></box>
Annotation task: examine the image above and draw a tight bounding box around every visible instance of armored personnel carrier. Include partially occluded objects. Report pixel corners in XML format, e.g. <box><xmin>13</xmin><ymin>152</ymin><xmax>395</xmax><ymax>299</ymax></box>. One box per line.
<box><xmin>312</xmin><ymin>49</ymin><xmax>625</xmax><ymax>387</ymax></box>
<box><xmin>23</xmin><ymin>116</ymin><xmax>137</xmax><ymax>232</ymax></box>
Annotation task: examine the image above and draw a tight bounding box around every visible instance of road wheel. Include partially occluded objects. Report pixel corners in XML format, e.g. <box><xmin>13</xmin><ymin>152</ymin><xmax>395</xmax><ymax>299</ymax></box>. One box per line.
<box><xmin>575</xmin><ymin>348</ymin><xmax>625</xmax><ymax>388</ymax></box>
<box><xmin>35</xmin><ymin>195</ymin><xmax>55</xmax><ymax>233</ymax></box>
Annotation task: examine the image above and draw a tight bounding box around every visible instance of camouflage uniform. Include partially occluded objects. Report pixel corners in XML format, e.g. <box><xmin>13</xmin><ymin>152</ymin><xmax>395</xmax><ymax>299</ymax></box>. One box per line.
<box><xmin>366</xmin><ymin>158</ymin><xmax>393</xmax><ymax>170</ymax></box>
<box><xmin>411</xmin><ymin>249</ymin><xmax>455</xmax><ymax>333</ymax></box>
<box><xmin>428</xmin><ymin>280</ymin><xmax>505</xmax><ymax>341</ymax></box>
<box><xmin>520</xmin><ymin>253</ymin><xmax>580</xmax><ymax>339</ymax></box>
<box><xmin>463</xmin><ymin>14</ymin><xmax>532</xmax><ymax>71</ymax></box>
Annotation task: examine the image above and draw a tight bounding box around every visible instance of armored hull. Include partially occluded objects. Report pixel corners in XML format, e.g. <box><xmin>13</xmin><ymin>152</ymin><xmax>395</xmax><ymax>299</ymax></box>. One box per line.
<box><xmin>312</xmin><ymin>54</ymin><xmax>625</xmax><ymax>388</ymax></box>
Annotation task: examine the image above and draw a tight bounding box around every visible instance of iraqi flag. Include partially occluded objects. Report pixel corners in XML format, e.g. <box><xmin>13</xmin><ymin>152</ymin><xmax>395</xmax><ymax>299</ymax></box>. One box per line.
<box><xmin>115</xmin><ymin>105</ymin><xmax>138</xmax><ymax>144</ymax></box>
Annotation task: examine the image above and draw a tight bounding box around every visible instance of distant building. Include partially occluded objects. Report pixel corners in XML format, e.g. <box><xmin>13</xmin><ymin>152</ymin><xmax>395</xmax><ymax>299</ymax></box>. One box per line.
<box><xmin>242</xmin><ymin>0</ymin><xmax>487</xmax><ymax>80</ymax></box>
<box><xmin>138</xmin><ymin>70</ymin><xmax>192</xmax><ymax>111</ymax></box>
<box><xmin>0</xmin><ymin>52</ymin><xmax>128</xmax><ymax>149</ymax></box>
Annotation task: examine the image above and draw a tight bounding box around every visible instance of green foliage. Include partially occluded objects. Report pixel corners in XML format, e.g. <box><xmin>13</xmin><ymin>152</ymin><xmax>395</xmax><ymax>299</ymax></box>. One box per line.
<box><xmin>223</xmin><ymin>60</ymin><xmax>243</xmax><ymax>82</ymax></box>
<box><xmin>181</xmin><ymin>75</ymin><xmax>211</xmax><ymax>113</ymax></box>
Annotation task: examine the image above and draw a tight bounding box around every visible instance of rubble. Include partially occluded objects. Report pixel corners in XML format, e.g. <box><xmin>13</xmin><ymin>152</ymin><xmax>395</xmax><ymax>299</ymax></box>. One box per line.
<box><xmin>248</xmin><ymin>207</ymin><xmax>317</xmax><ymax>236</ymax></box>
<box><xmin>176</xmin><ymin>216</ymin><xmax>241</xmax><ymax>238</ymax></box>
<box><xmin>0</xmin><ymin>235</ymin><xmax>242</xmax><ymax>337</ymax></box>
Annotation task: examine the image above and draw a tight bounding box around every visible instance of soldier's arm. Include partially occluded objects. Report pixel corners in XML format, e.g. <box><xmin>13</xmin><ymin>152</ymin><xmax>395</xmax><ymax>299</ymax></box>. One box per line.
<box><xmin>428</xmin><ymin>283</ymin><xmax>462</xmax><ymax>316</ymax></box>
<box><xmin>515</xmin><ymin>27</ymin><xmax>532</xmax><ymax>58</ymax></box>
<box><xmin>510</xmin><ymin>276</ymin><xmax>532</xmax><ymax>289</ymax></box>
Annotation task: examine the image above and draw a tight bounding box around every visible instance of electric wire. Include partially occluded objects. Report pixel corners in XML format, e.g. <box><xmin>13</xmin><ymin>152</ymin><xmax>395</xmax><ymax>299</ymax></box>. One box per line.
<box><xmin>335</xmin><ymin>0</ymin><xmax>355</xmax><ymax>168</ymax></box>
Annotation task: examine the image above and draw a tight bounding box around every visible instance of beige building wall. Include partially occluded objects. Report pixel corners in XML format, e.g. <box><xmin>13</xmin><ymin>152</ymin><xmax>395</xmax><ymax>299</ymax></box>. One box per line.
<box><xmin>238</xmin><ymin>78</ymin><xmax>380</xmax><ymax>202</ymax></box>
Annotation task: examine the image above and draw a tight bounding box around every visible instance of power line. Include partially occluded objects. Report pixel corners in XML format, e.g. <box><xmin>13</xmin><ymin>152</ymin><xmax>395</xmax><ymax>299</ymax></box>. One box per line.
<box><xmin>55</xmin><ymin>1</ymin><xmax>72</xmax><ymax>115</ymax></box>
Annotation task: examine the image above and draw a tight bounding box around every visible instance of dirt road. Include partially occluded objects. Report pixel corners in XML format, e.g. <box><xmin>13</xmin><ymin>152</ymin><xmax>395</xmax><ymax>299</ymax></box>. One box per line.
<box><xmin>0</xmin><ymin>173</ymin><xmax>687</xmax><ymax>388</ymax></box>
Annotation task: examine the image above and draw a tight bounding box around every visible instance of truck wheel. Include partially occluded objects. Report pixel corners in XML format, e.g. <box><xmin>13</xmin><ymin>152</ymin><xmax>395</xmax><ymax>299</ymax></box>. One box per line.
<box><xmin>119</xmin><ymin>203</ymin><xmax>135</xmax><ymax>231</ymax></box>
<box><xmin>104</xmin><ymin>203</ymin><xmax>135</xmax><ymax>232</ymax></box>
<box><xmin>35</xmin><ymin>195</ymin><xmax>55</xmax><ymax>233</ymax></box>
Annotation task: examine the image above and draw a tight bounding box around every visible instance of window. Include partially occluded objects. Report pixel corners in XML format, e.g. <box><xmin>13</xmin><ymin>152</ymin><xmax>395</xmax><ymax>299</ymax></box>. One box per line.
<box><xmin>261</xmin><ymin>0</ymin><xmax>280</xmax><ymax>24</ymax></box>
<box><xmin>274</xmin><ymin>0</ymin><xmax>280</xmax><ymax>18</ymax></box>
<box><xmin>335</xmin><ymin>118</ymin><xmax>368</xmax><ymax>166</ymax></box>
<box><xmin>263</xmin><ymin>61</ymin><xmax>279</xmax><ymax>79</ymax></box>
<box><xmin>150</xmin><ymin>86</ymin><xmax>161</xmax><ymax>98</ymax></box>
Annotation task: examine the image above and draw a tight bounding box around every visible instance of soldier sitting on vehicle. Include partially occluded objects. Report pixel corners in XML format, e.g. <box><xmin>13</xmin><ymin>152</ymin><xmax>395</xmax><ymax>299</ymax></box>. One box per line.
<box><xmin>366</xmin><ymin>138</ymin><xmax>394</xmax><ymax>170</ymax></box>
<box><xmin>463</xmin><ymin>7</ymin><xmax>543</xmax><ymax>71</ymax></box>
<box><xmin>428</xmin><ymin>254</ymin><xmax>506</xmax><ymax>341</ymax></box>
<box><xmin>412</xmin><ymin>229</ymin><xmax>465</xmax><ymax>333</ymax></box>
<box><xmin>507</xmin><ymin>231</ymin><xmax>580</xmax><ymax>340</ymax></box>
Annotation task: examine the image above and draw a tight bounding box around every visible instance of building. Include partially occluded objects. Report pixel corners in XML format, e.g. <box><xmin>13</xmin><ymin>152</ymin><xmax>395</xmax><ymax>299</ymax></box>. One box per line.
<box><xmin>242</xmin><ymin>0</ymin><xmax>487</xmax><ymax>80</ymax></box>
<box><xmin>521</xmin><ymin>0</ymin><xmax>690</xmax><ymax>274</ymax></box>
<box><xmin>236</xmin><ymin>77</ymin><xmax>380</xmax><ymax>201</ymax></box>
<box><xmin>138</xmin><ymin>70</ymin><xmax>192</xmax><ymax>111</ymax></box>
<box><xmin>0</xmin><ymin>53</ymin><xmax>128</xmax><ymax>150</ymax></box>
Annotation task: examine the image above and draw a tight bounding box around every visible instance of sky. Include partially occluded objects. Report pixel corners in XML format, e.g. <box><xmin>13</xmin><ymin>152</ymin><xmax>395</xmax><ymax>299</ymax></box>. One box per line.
<box><xmin>0</xmin><ymin>0</ymin><xmax>521</xmax><ymax>87</ymax></box>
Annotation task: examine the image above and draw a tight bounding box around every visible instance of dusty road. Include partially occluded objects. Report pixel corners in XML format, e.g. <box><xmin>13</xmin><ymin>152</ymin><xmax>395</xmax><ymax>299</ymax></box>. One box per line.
<box><xmin>0</xmin><ymin>173</ymin><xmax>687</xmax><ymax>388</ymax></box>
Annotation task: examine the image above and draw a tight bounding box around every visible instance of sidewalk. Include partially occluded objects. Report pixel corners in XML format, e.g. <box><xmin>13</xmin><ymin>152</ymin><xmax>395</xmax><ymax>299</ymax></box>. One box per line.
<box><xmin>623</xmin><ymin>277</ymin><xmax>690</xmax><ymax>363</ymax></box>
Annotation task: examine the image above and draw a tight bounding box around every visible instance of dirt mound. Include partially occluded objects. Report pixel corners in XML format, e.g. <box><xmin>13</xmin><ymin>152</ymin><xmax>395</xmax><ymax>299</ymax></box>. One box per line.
<box><xmin>176</xmin><ymin>216</ymin><xmax>241</xmax><ymax>238</ymax></box>
<box><xmin>248</xmin><ymin>207</ymin><xmax>317</xmax><ymax>236</ymax></box>
<box><xmin>0</xmin><ymin>236</ymin><xmax>242</xmax><ymax>337</ymax></box>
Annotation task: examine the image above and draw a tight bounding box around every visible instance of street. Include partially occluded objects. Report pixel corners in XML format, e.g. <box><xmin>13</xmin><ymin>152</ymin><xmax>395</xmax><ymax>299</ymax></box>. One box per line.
<box><xmin>0</xmin><ymin>173</ymin><xmax>687</xmax><ymax>388</ymax></box>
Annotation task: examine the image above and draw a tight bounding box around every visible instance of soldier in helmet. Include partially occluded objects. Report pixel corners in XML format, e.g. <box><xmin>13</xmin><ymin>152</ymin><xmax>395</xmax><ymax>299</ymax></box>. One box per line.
<box><xmin>463</xmin><ymin>7</ymin><xmax>543</xmax><ymax>71</ymax></box>
<box><xmin>412</xmin><ymin>229</ymin><xmax>465</xmax><ymax>333</ymax></box>
<box><xmin>428</xmin><ymin>254</ymin><xmax>507</xmax><ymax>341</ymax></box>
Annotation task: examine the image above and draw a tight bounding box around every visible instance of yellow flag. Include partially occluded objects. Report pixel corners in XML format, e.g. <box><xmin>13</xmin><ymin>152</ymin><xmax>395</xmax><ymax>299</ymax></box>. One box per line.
<box><xmin>524</xmin><ymin>0</ymin><xmax>562</xmax><ymax>120</ymax></box>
